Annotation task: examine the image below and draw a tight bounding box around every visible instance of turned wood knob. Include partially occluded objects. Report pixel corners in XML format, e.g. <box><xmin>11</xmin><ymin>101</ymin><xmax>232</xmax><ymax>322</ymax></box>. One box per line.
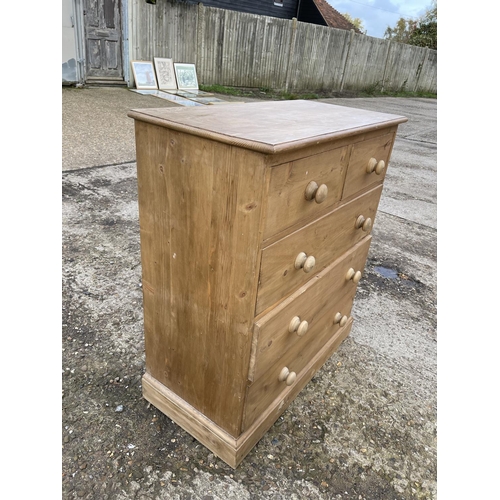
<box><xmin>334</xmin><ymin>312</ymin><xmax>348</xmax><ymax>327</ymax></box>
<box><xmin>375</xmin><ymin>160</ymin><xmax>385</xmax><ymax>175</ymax></box>
<box><xmin>367</xmin><ymin>158</ymin><xmax>386</xmax><ymax>175</ymax></box>
<box><xmin>294</xmin><ymin>252</ymin><xmax>316</xmax><ymax>273</ymax></box>
<box><xmin>304</xmin><ymin>181</ymin><xmax>328</xmax><ymax>204</ymax></box>
<box><xmin>346</xmin><ymin>268</ymin><xmax>362</xmax><ymax>284</ymax></box>
<box><xmin>289</xmin><ymin>316</ymin><xmax>308</xmax><ymax>336</ymax></box>
<box><xmin>279</xmin><ymin>367</ymin><xmax>297</xmax><ymax>386</ymax></box>
<box><xmin>355</xmin><ymin>215</ymin><xmax>372</xmax><ymax>232</ymax></box>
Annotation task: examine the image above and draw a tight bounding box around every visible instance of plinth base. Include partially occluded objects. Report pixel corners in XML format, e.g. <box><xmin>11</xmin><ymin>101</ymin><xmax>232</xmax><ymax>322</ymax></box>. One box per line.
<box><xmin>142</xmin><ymin>319</ymin><xmax>352</xmax><ymax>468</ymax></box>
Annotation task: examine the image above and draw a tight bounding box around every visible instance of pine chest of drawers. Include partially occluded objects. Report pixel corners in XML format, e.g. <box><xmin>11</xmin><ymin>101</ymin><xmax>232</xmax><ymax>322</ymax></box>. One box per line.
<box><xmin>128</xmin><ymin>100</ymin><xmax>407</xmax><ymax>468</ymax></box>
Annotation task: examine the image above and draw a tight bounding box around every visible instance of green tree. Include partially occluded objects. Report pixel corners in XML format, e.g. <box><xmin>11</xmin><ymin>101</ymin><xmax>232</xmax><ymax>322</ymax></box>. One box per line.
<box><xmin>342</xmin><ymin>13</ymin><xmax>366</xmax><ymax>34</ymax></box>
<box><xmin>384</xmin><ymin>1</ymin><xmax>437</xmax><ymax>50</ymax></box>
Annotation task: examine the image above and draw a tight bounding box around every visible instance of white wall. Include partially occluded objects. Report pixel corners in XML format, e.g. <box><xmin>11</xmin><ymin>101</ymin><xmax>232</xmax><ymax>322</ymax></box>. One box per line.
<box><xmin>62</xmin><ymin>0</ymin><xmax>78</xmax><ymax>83</ymax></box>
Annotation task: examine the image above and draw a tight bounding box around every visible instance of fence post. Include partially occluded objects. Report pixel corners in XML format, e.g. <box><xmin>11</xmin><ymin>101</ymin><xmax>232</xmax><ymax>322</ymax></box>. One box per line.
<box><xmin>340</xmin><ymin>29</ymin><xmax>355</xmax><ymax>92</ymax></box>
<box><xmin>381</xmin><ymin>39</ymin><xmax>392</xmax><ymax>92</ymax></box>
<box><xmin>196</xmin><ymin>3</ymin><xmax>205</xmax><ymax>82</ymax></box>
<box><xmin>284</xmin><ymin>17</ymin><xmax>298</xmax><ymax>92</ymax></box>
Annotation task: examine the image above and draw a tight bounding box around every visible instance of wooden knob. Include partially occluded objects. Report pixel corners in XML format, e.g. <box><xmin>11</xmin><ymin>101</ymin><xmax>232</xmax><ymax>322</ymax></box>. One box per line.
<box><xmin>303</xmin><ymin>255</ymin><xmax>316</xmax><ymax>273</ymax></box>
<box><xmin>294</xmin><ymin>252</ymin><xmax>307</xmax><ymax>270</ymax></box>
<box><xmin>286</xmin><ymin>371</ymin><xmax>297</xmax><ymax>385</ymax></box>
<box><xmin>295</xmin><ymin>252</ymin><xmax>315</xmax><ymax>273</ymax></box>
<box><xmin>367</xmin><ymin>158</ymin><xmax>386</xmax><ymax>175</ymax></box>
<box><xmin>334</xmin><ymin>312</ymin><xmax>342</xmax><ymax>324</ymax></box>
<box><xmin>367</xmin><ymin>157</ymin><xmax>377</xmax><ymax>173</ymax></box>
<box><xmin>315</xmin><ymin>184</ymin><xmax>328</xmax><ymax>203</ymax></box>
<box><xmin>304</xmin><ymin>181</ymin><xmax>328</xmax><ymax>204</ymax></box>
<box><xmin>375</xmin><ymin>160</ymin><xmax>385</xmax><ymax>175</ymax></box>
<box><xmin>279</xmin><ymin>367</ymin><xmax>296</xmax><ymax>386</ymax></box>
<box><xmin>297</xmin><ymin>320</ymin><xmax>309</xmax><ymax>337</ymax></box>
<box><xmin>289</xmin><ymin>316</ymin><xmax>308</xmax><ymax>336</ymax></box>
<box><xmin>333</xmin><ymin>313</ymin><xmax>348</xmax><ymax>327</ymax></box>
<box><xmin>289</xmin><ymin>316</ymin><xmax>301</xmax><ymax>333</ymax></box>
<box><xmin>346</xmin><ymin>268</ymin><xmax>362</xmax><ymax>283</ymax></box>
<box><xmin>304</xmin><ymin>181</ymin><xmax>318</xmax><ymax>200</ymax></box>
<box><xmin>355</xmin><ymin>215</ymin><xmax>372</xmax><ymax>232</ymax></box>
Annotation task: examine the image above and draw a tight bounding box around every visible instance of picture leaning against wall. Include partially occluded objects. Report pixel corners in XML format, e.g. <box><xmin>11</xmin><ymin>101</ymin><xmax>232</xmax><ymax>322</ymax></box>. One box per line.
<box><xmin>131</xmin><ymin>61</ymin><xmax>158</xmax><ymax>90</ymax></box>
<box><xmin>154</xmin><ymin>58</ymin><xmax>177</xmax><ymax>90</ymax></box>
<box><xmin>174</xmin><ymin>63</ymin><xmax>199</xmax><ymax>90</ymax></box>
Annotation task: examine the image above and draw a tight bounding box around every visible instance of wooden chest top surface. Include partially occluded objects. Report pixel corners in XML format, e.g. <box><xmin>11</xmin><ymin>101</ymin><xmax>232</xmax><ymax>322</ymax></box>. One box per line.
<box><xmin>128</xmin><ymin>100</ymin><xmax>407</xmax><ymax>154</ymax></box>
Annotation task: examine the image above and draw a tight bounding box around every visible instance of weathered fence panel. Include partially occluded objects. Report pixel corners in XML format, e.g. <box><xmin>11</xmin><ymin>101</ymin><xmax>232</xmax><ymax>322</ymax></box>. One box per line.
<box><xmin>131</xmin><ymin>0</ymin><xmax>198</xmax><ymax>64</ymax></box>
<box><xmin>287</xmin><ymin>21</ymin><xmax>345</xmax><ymax>91</ymax></box>
<box><xmin>215</xmin><ymin>10</ymin><xmax>292</xmax><ymax>89</ymax></box>
<box><xmin>129</xmin><ymin>0</ymin><xmax>437</xmax><ymax>94</ymax></box>
<box><xmin>342</xmin><ymin>33</ymin><xmax>390</xmax><ymax>91</ymax></box>
<box><xmin>315</xmin><ymin>28</ymin><xmax>351</xmax><ymax>91</ymax></box>
<box><xmin>414</xmin><ymin>48</ymin><xmax>437</xmax><ymax>93</ymax></box>
<box><xmin>382</xmin><ymin>43</ymin><xmax>428</xmax><ymax>92</ymax></box>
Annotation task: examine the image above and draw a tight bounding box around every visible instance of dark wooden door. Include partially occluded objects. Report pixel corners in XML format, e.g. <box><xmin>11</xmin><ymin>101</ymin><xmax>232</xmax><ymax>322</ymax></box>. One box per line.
<box><xmin>84</xmin><ymin>0</ymin><xmax>123</xmax><ymax>80</ymax></box>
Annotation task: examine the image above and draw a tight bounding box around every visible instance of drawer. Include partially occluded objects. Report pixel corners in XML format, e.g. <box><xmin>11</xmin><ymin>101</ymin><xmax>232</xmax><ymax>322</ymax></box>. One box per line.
<box><xmin>263</xmin><ymin>147</ymin><xmax>349</xmax><ymax>240</ymax></box>
<box><xmin>343</xmin><ymin>132</ymin><xmax>395</xmax><ymax>199</ymax></box>
<box><xmin>249</xmin><ymin>237</ymin><xmax>371</xmax><ymax>382</ymax></box>
<box><xmin>243</xmin><ymin>293</ymin><xmax>356</xmax><ymax>430</ymax></box>
<box><xmin>256</xmin><ymin>184</ymin><xmax>382</xmax><ymax>315</ymax></box>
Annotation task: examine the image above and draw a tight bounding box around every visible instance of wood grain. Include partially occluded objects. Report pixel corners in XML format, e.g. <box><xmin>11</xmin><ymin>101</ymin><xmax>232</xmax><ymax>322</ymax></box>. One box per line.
<box><xmin>243</xmin><ymin>308</ymin><xmax>355</xmax><ymax>430</ymax></box>
<box><xmin>143</xmin><ymin>316</ymin><xmax>353</xmax><ymax>468</ymax></box>
<box><xmin>130</xmin><ymin>100</ymin><xmax>406</xmax><ymax>466</ymax></box>
<box><xmin>135</xmin><ymin>121</ymin><xmax>267</xmax><ymax>437</ymax></box>
<box><xmin>249</xmin><ymin>237</ymin><xmax>371</xmax><ymax>382</ymax></box>
<box><xmin>128</xmin><ymin>101</ymin><xmax>407</xmax><ymax>155</ymax></box>
<box><xmin>256</xmin><ymin>185</ymin><xmax>383</xmax><ymax>315</ymax></box>
<box><xmin>342</xmin><ymin>131</ymin><xmax>395</xmax><ymax>199</ymax></box>
<box><xmin>263</xmin><ymin>145</ymin><xmax>349</xmax><ymax>240</ymax></box>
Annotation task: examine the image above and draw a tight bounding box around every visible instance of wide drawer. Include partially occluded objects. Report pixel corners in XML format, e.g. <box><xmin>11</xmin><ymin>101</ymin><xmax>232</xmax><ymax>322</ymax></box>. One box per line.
<box><xmin>343</xmin><ymin>132</ymin><xmax>395</xmax><ymax>199</ymax></box>
<box><xmin>243</xmin><ymin>293</ymin><xmax>356</xmax><ymax>430</ymax></box>
<box><xmin>263</xmin><ymin>146</ymin><xmax>349</xmax><ymax>241</ymax></box>
<box><xmin>256</xmin><ymin>184</ymin><xmax>382</xmax><ymax>315</ymax></box>
<box><xmin>249</xmin><ymin>237</ymin><xmax>371</xmax><ymax>382</ymax></box>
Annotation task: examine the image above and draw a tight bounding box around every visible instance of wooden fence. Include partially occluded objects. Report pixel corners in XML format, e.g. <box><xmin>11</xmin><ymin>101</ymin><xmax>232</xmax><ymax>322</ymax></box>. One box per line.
<box><xmin>130</xmin><ymin>0</ymin><xmax>437</xmax><ymax>94</ymax></box>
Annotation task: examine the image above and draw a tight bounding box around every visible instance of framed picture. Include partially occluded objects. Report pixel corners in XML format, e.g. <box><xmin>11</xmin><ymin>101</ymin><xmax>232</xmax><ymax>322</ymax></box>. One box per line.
<box><xmin>153</xmin><ymin>57</ymin><xmax>177</xmax><ymax>90</ymax></box>
<box><xmin>130</xmin><ymin>61</ymin><xmax>158</xmax><ymax>90</ymax></box>
<box><xmin>174</xmin><ymin>63</ymin><xmax>199</xmax><ymax>90</ymax></box>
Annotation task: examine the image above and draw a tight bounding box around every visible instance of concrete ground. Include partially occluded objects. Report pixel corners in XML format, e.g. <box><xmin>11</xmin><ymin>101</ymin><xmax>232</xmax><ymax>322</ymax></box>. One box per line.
<box><xmin>62</xmin><ymin>87</ymin><xmax>437</xmax><ymax>499</ymax></box>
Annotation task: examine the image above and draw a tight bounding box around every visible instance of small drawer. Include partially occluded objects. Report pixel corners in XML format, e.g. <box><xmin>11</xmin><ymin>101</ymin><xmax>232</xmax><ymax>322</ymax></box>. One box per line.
<box><xmin>249</xmin><ymin>237</ymin><xmax>371</xmax><ymax>382</ymax></box>
<box><xmin>343</xmin><ymin>132</ymin><xmax>395</xmax><ymax>199</ymax></box>
<box><xmin>263</xmin><ymin>147</ymin><xmax>349</xmax><ymax>240</ymax></box>
<box><xmin>256</xmin><ymin>184</ymin><xmax>382</xmax><ymax>315</ymax></box>
<box><xmin>243</xmin><ymin>294</ymin><xmax>355</xmax><ymax>430</ymax></box>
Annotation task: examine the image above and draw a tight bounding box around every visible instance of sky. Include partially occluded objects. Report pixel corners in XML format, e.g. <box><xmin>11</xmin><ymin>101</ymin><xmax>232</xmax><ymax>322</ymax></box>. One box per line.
<box><xmin>327</xmin><ymin>0</ymin><xmax>433</xmax><ymax>39</ymax></box>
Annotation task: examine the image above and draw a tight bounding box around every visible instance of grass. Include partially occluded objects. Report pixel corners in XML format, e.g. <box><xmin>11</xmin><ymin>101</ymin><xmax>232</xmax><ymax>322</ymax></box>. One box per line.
<box><xmin>358</xmin><ymin>88</ymin><xmax>437</xmax><ymax>98</ymax></box>
<box><xmin>358</xmin><ymin>81</ymin><xmax>436</xmax><ymax>98</ymax></box>
<box><xmin>199</xmin><ymin>84</ymin><xmax>250</xmax><ymax>96</ymax></box>
<box><xmin>199</xmin><ymin>84</ymin><xmax>319</xmax><ymax>101</ymax></box>
<box><xmin>199</xmin><ymin>83</ymin><xmax>436</xmax><ymax>100</ymax></box>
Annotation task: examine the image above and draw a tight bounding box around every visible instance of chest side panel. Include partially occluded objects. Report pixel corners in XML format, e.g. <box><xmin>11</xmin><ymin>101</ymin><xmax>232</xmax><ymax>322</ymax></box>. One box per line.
<box><xmin>135</xmin><ymin>121</ymin><xmax>267</xmax><ymax>437</ymax></box>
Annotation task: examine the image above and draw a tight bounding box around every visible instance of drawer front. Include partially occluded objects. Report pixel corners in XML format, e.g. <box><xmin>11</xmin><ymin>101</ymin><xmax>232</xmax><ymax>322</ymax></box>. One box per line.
<box><xmin>243</xmin><ymin>293</ymin><xmax>356</xmax><ymax>429</ymax></box>
<box><xmin>343</xmin><ymin>132</ymin><xmax>395</xmax><ymax>199</ymax></box>
<box><xmin>263</xmin><ymin>147</ymin><xmax>349</xmax><ymax>240</ymax></box>
<box><xmin>256</xmin><ymin>184</ymin><xmax>382</xmax><ymax>315</ymax></box>
<box><xmin>249</xmin><ymin>237</ymin><xmax>371</xmax><ymax>382</ymax></box>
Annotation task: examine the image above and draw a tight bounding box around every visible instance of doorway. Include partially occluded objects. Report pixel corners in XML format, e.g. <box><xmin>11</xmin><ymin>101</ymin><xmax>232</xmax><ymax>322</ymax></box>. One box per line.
<box><xmin>83</xmin><ymin>0</ymin><xmax>124</xmax><ymax>83</ymax></box>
